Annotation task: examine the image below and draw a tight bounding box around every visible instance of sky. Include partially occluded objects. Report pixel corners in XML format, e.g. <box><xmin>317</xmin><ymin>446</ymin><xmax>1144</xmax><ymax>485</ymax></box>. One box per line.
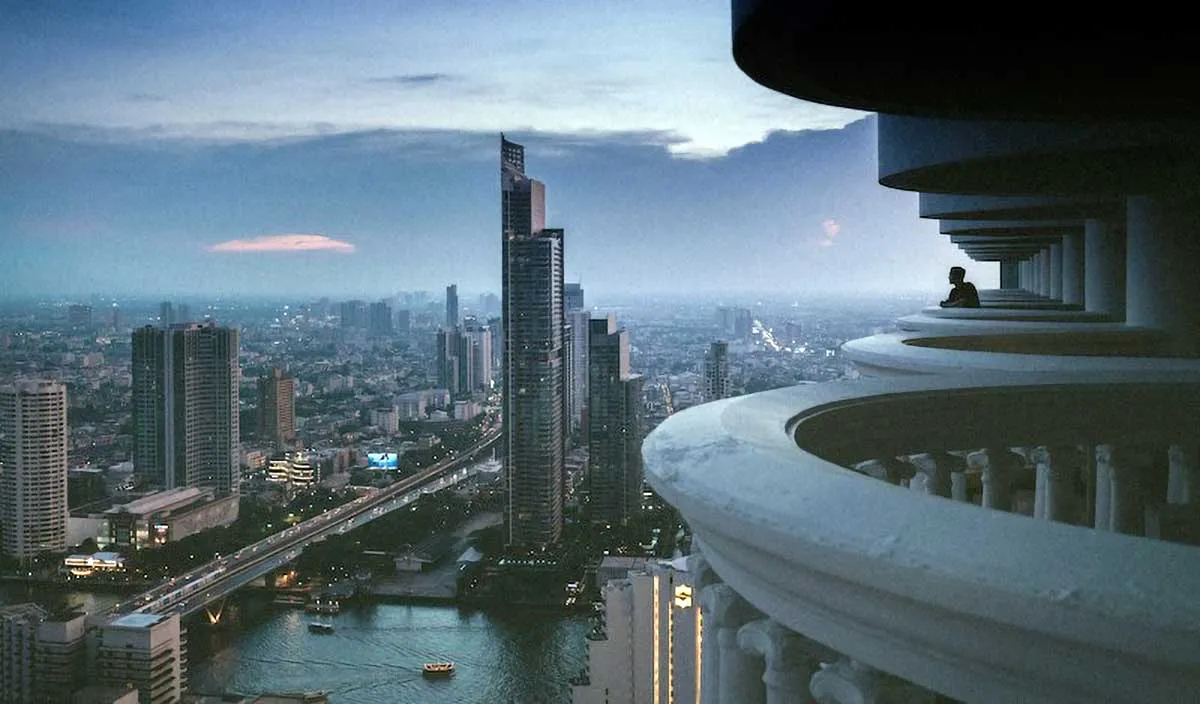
<box><xmin>0</xmin><ymin>1</ymin><xmax>990</xmax><ymax>299</ymax></box>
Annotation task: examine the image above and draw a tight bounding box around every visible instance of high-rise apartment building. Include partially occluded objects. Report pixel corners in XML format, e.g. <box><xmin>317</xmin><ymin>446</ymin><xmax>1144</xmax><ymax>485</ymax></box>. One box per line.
<box><xmin>446</xmin><ymin>284</ymin><xmax>459</xmax><ymax>328</ymax></box>
<box><xmin>34</xmin><ymin>609</ymin><xmax>88</xmax><ymax>702</ymax></box>
<box><xmin>572</xmin><ymin>558</ymin><xmax>700</xmax><ymax>704</ymax></box>
<box><xmin>159</xmin><ymin>301</ymin><xmax>174</xmax><ymax>326</ymax></box>
<box><xmin>0</xmin><ymin>380</ymin><xmax>69</xmax><ymax>559</ymax></box>
<box><xmin>715</xmin><ymin>306</ymin><xmax>752</xmax><ymax>341</ymax></box>
<box><xmin>0</xmin><ymin>603</ymin><xmax>45</xmax><ymax>703</ymax></box>
<box><xmin>702</xmin><ymin>341</ymin><xmax>730</xmax><ymax>403</ymax></box>
<box><xmin>132</xmin><ymin>323</ymin><xmax>240</xmax><ymax>493</ymax></box>
<box><xmin>96</xmin><ymin>613</ymin><xmax>185</xmax><ymax>704</ymax></box>
<box><xmin>368</xmin><ymin>300</ymin><xmax>393</xmax><ymax>337</ymax></box>
<box><xmin>464</xmin><ymin>318</ymin><xmax>494</xmax><ymax>391</ymax></box>
<box><xmin>587</xmin><ymin>316</ymin><xmax>644</xmax><ymax>526</ymax></box>
<box><xmin>257</xmin><ymin>368</ymin><xmax>296</xmax><ymax>447</ymax></box>
<box><xmin>396</xmin><ymin>309</ymin><xmax>411</xmax><ymax>335</ymax></box>
<box><xmin>501</xmin><ymin>135</ymin><xmax>566</xmax><ymax>548</ymax></box>
<box><xmin>339</xmin><ymin>300</ymin><xmax>368</xmax><ymax>331</ymax></box>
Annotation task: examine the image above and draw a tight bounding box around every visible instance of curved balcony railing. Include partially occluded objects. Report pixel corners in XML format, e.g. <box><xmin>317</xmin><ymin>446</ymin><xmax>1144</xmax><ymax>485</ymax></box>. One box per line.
<box><xmin>643</xmin><ymin>372</ymin><xmax>1200</xmax><ymax>703</ymax></box>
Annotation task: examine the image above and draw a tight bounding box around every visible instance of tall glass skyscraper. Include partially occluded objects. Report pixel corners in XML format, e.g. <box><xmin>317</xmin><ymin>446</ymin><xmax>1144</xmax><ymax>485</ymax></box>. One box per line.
<box><xmin>501</xmin><ymin>135</ymin><xmax>566</xmax><ymax>548</ymax></box>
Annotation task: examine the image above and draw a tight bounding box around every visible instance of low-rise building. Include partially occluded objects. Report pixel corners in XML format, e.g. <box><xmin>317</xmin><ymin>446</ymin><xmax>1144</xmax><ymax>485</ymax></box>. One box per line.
<box><xmin>103</xmin><ymin>487</ymin><xmax>239</xmax><ymax>550</ymax></box>
<box><xmin>96</xmin><ymin>613</ymin><xmax>185</xmax><ymax>704</ymax></box>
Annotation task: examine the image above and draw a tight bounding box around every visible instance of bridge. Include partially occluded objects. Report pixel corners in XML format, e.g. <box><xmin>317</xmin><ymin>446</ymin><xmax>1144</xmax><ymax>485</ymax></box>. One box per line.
<box><xmin>106</xmin><ymin>431</ymin><xmax>501</xmax><ymax>623</ymax></box>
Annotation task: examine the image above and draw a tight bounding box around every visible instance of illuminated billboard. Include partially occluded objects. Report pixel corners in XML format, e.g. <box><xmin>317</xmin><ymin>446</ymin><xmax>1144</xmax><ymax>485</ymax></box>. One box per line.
<box><xmin>367</xmin><ymin>452</ymin><xmax>399</xmax><ymax>470</ymax></box>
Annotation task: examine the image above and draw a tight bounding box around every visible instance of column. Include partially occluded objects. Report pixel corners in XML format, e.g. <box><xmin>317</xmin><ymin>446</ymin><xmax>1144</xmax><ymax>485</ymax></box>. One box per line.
<box><xmin>999</xmin><ymin>259</ymin><xmax>1019</xmax><ymax>290</ymax></box>
<box><xmin>739</xmin><ymin>620</ymin><xmax>832</xmax><ymax>704</ymax></box>
<box><xmin>701</xmin><ymin>584</ymin><xmax>765</xmax><ymax>704</ymax></box>
<box><xmin>1126</xmin><ymin>195</ymin><xmax>1200</xmax><ymax>352</ymax></box>
<box><xmin>968</xmin><ymin>448</ymin><xmax>1019</xmax><ymax>511</ymax></box>
<box><xmin>1094</xmin><ymin>445</ymin><xmax>1111</xmax><ymax>531</ymax></box>
<box><xmin>854</xmin><ymin>458</ymin><xmax>909</xmax><ymax>486</ymax></box>
<box><xmin>810</xmin><ymin>657</ymin><xmax>937</xmax><ymax>704</ymax></box>
<box><xmin>1167</xmin><ymin>444</ymin><xmax>1199</xmax><ymax>506</ymax></box>
<box><xmin>1033</xmin><ymin>446</ymin><xmax>1084</xmax><ymax>524</ymax></box>
<box><xmin>903</xmin><ymin>453</ymin><xmax>964</xmax><ymax>499</ymax></box>
<box><xmin>1048</xmin><ymin>241</ymin><xmax>1062</xmax><ymax>300</ymax></box>
<box><xmin>1061</xmin><ymin>231</ymin><xmax>1084</xmax><ymax>306</ymax></box>
<box><xmin>1084</xmin><ymin>218</ymin><xmax>1125</xmax><ymax>318</ymax></box>
<box><xmin>1040</xmin><ymin>248</ymin><xmax>1052</xmax><ymax>298</ymax></box>
<box><xmin>1096</xmin><ymin>445</ymin><xmax>1148</xmax><ymax>535</ymax></box>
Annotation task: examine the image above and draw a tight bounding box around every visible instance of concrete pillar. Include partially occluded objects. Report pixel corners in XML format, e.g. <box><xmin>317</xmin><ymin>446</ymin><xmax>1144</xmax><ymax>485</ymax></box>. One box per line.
<box><xmin>1126</xmin><ymin>195</ymin><xmax>1200</xmax><ymax>352</ymax></box>
<box><xmin>1062</xmin><ymin>232</ymin><xmax>1084</xmax><ymax>306</ymax></box>
<box><xmin>701</xmin><ymin>583</ymin><xmax>764</xmax><ymax>704</ymax></box>
<box><xmin>1167</xmin><ymin>444</ymin><xmax>1200</xmax><ymax>506</ymax></box>
<box><xmin>690</xmin><ymin>548</ymin><xmax>722</xmax><ymax>704</ymax></box>
<box><xmin>1094</xmin><ymin>446</ymin><xmax>1112</xmax><ymax>531</ymax></box>
<box><xmin>1048</xmin><ymin>241</ymin><xmax>1063</xmax><ymax>300</ymax></box>
<box><xmin>1000</xmin><ymin>260</ymin><xmax>1020</xmax><ymax>289</ymax></box>
<box><xmin>1040</xmin><ymin>249</ymin><xmax>1052</xmax><ymax>298</ymax></box>
<box><xmin>968</xmin><ymin>448</ymin><xmax>1020</xmax><ymax>511</ymax></box>
<box><xmin>904</xmin><ymin>453</ymin><xmax>964</xmax><ymax>499</ymax></box>
<box><xmin>810</xmin><ymin>658</ymin><xmax>936</xmax><ymax>704</ymax></box>
<box><xmin>1096</xmin><ymin>445</ymin><xmax>1149</xmax><ymax>536</ymax></box>
<box><xmin>854</xmin><ymin>458</ymin><xmax>909</xmax><ymax>486</ymax></box>
<box><xmin>739</xmin><ymin>620</ymin><xmax>831</xmax><ymax>704</ymax></box>
<box><xmin>1034</xmin><ymin>446</ymin><xmax>1084</xmax><ymax>524</ymax></box>
<box><xmin>1084</xmin><ymin>218</ymin><xmax>1125</xmax><ymax>318</ymax></box>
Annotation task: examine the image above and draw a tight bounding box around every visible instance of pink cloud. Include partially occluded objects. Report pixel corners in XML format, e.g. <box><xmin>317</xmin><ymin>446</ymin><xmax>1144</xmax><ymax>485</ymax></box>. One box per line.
<box><xmin>207</xmin><ymin>234</ymin><xmax>356</xmax><ymax>253</ymax></box>
<box><xmin>817</xmin><ymin>218</ymin><xmax>841</xmax><ymax>247</ymax></box>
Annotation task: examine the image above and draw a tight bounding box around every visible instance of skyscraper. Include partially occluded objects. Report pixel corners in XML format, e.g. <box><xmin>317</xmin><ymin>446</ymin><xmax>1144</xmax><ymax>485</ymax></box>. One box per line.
<box><xmin>446</xmin><ymin>284</ymin><xmax>459</xmax><ymax>328</ymax></box>
<box><xmin>703</xmin><ymin>340</ymin><xmax>730</xmax><ymax>402</ymax></box>
<box><xmin>587</xmin><ymin>316</ymin><xmax>644</xmax><ymax>526</ymax></box>
<box><xmin>0</xmin><ymin>381</ymin><xmax>68</xmax><ymax>559</ymax></box>
<box><xmin>132</xmin><ymin>323</ymin><xmax>240</xmax><ymax>493</ymax></box>
<box><xmin>257</xmin><ymin>368</ymin><xmax>296</xmax><ymax>447</ymax></box>
<box><xmin>569</xmin><ymin>308</ymin><xmax>591</xmax><ymax>437</ymax></box>
<box><xmin>368</xmin><ymin>300</ymin><xmax>393</xmax><ymax>337</ymax></box>
<box><xmin>565</xmin><ymin>283</ymin><xmax>585</xmax><ymax>313</ymax></box>
<box><xmin>159</xmin><ymin>301</ymin><xmax>174</xmax><ymax>326</ymax></box>
<box><xmin>339</xmin><ymin>300</ymin><xmax>367</xmax><ymax>331</ymax></box>
<box><xmin>501</xmin><ymin>135</ymin><xmax>566</xmax><ymax>548</ymax></box>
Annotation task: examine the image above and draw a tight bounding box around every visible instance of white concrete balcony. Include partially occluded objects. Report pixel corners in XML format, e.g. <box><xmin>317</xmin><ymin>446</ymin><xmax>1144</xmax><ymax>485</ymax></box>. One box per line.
<box><xmin>644</xmin><ymin>372</ymin><xmax>1200</xmax><ymax>703</ymax></box>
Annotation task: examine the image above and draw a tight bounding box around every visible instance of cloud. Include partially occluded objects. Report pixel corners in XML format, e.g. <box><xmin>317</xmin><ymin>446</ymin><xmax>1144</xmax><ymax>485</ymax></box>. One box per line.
<box><xmin>818</xmin><ymin>218</ymin><xmax>841</xmax><ymax>247</ymax></box>
<box><xmin>207</xmin><ymin>234</ymin><xmax>355</xmax><ymax>253</ymax></box>
<box><xmin>368</xmin><ymin>73</ymin><xmax>455</xmax><ymax>87</ymax></box>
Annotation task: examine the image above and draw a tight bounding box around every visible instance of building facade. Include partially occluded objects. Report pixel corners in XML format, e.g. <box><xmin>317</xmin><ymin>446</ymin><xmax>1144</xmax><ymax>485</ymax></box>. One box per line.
<box><xmin>257</xmin><ymin>368</ymin><xmax>296</xmax><ymax>448</ymax></box>
<box><xmin>587</xmin><ymin>316</ymin><xmax>644</xmax><ymax>527</ymax></box>
<box><xmin>96</xmin><ymin>613</ymin><xmax>185</xmax><ymax>704</ymax></box>
<box><xmin>132</xmin><ymin>323</ymin><xmax>240</xmax><ymax>493</ymax></box>
<box><xmin>501</xmin><ymin>135</ymin><xmax>567</xmax><ymax>548</ymax></box>
<box><xmin>0</xmin><ymin>380</ymin><xmax>69</xmax><ymax>559</ymax></box>
<box><xmin>446</xmin><ymin>284</ymin><xmax>459</xmax><ymax>328</ymax></box>
<box><xmin>702</xmin><ymin>341</ymin><xmax>730</xmax><ymax>403</ymax></box>
<box><xmin>0</xmin><ymin>603</ymin><xmax>45</xmax><ymax>703</ymax></box>
<box><xmin>573</xmin><ymin>558</ymin><xmax>700</xmax><ymax>704</ymax></box>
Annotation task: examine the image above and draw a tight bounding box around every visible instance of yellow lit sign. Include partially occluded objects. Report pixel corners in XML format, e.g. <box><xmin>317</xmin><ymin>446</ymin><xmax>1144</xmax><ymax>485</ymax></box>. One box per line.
<box><xmin>673</xmin><ymin>584</ymin><xmax>693</xmax><ymax>609</ymax></box>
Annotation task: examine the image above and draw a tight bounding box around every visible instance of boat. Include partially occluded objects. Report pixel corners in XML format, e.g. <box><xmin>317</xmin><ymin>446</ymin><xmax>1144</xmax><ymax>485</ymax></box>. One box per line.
<box><xmin>307</xmin><ymin>622</ymin><xmax>335</xmax><ymax>634</ymax></box>
<box><xmin>422</xmin><ymin>662</ymin><xmax>455</xmax><ymax>677</ymax></box>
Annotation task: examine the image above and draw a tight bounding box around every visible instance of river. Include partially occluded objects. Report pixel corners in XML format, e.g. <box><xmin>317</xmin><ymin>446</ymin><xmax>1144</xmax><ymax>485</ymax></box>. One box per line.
<box><xmin>1</xmin><ymin>585</ymin><xmax>588</xmax><ymax>703</ymax></box>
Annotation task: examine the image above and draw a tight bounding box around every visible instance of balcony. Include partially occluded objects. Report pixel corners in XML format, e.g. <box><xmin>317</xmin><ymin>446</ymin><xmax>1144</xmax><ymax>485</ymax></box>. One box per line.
<box><xmin>643</xmin><ymin>372</ymin><xmax>1200</xmax><ymax>702</ymax></box>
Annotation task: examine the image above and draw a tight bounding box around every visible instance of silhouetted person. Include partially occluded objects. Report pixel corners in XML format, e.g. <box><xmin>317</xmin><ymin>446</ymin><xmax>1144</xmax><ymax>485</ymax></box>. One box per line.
<box><xmin>939</xmin><ymin>266</ymin><xmax>980</xmax><ymax>308</ymax></box>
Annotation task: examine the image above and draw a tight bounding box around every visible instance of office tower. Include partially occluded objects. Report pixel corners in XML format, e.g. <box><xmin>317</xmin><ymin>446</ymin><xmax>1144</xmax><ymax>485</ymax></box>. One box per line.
<box><xmin>369</xmin><ymin>300</ymin><xmax>393</xmax><ymax>337</ymax></box>
<box><xmin>572</xmin><ymin>559</ymin><xmax>700</xmax><ymax>704</ymax></box>
<box><xmin>565</xmin><ymin>283</ymin><xmax>585</xmax><ymax>313</ymax></box>
<box><xmin>487</xmin><ymin>316</ymin><xmax>502</xmax><ymax>367</ymax></box>
<box><xmin>436</xmin><ymin>328</ymin><xmax>462</xmax><ymax>394</ymax></box>
<box><xmin>177</xmin><ymin>303</ymin><xmax>191</xmax><ymax>324</ymax></box>
<box><xmin>702</xmin><ymin>341</ymin><xmax>730</xmax><ymax>402</ymax></box>
<box><xmin>159</xmin><ymin>301</ymin><xmax>174</xmax><ymax>326</ymax></box>
<box><xmin>446</xmin><ymin>284</ymin><xmax>459</xmax><ymax>328</ymax></box>
<box><xmin>111</xmin><ymin>303</ymin><xmax>122</xmax><ymax>331</ymax></box>
<box><xmin>464</xmin><ymin>319</ymin><xmax>494</xmax><ymax>391</ymax></box>
<box><xmin>0</xmin><ymin>603</ymin><xmax>45</xmax><ymax>702</ymax></box>
<box><xmin>569</xmin><ymin>309</ymin><xmax>590</xmax><ymax>436</ymax></box>
<box><xmin>479</xmin><ymin>292</ymin><xmax>500</xmax><ymax>318</ymax></box>
<box><xmin>0</xmin><ymin>380</ymin><xmax>68</xmax><ymax>559</ymax></box>
<box><xmin>339</xmin><ymin>300</ymin><xmax>367</xmax><ymax>330</ymax></box>
<box><xmin>67</xmin><ymin>303</ymin><xmax>92</xmax><ymax>328</ymax></box>
<box><xmin>96</xmin><ymin>613</ymin><xmax>185</xmax><ymax>704</ymax></box>
<box><xmin>587</xmin><ymin>316</ymin><xmax>644</xmax><ymax>526</ymax></box>
<box><xmin>715</xmin><ymin>306</ymin><xmax>753</xmax><ymax>341</ymax></box>
<box><xmin>501</xmin><ymin>135</ymin><xmax>566</xmax><ymax>548</ymax></box>
<box><xmin>132</xmin><ymin>323</ymin><xmax>240</xmax><ymax>493</ymax></box>
<box><xmin>257</xmin><ymin>368</ymin><xmax>296</xmax><ymax>447</ymax></box>
<box><xmin>396</xmin><ymin>309</ymin><xmax>411</xmax><ymax>335</ymax></box>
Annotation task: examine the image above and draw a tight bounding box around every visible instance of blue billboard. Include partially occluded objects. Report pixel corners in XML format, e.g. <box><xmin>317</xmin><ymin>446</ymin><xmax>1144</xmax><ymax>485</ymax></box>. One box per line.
<box><xmin>367</xmin><ymin>452</ymin><xmax>399</xmax><ymax>470</ymax></box>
